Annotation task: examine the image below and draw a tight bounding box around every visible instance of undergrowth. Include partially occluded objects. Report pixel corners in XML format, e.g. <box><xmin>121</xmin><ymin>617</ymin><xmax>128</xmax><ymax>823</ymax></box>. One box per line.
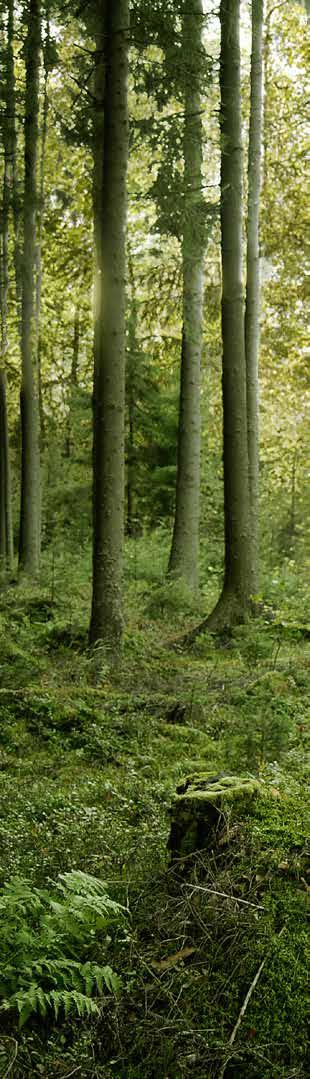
<box><xmin>0</xmin><ymin>532</ymin><xmax>308</xmax><ymax>1076</ymax></box>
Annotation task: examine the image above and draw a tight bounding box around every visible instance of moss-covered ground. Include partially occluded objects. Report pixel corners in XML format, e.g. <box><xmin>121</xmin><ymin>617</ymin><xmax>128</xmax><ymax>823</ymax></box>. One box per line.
<box><xmin>0</xmin><ymin>534</ymin><xmax>308</xmax><ymax>1077</ymax></box>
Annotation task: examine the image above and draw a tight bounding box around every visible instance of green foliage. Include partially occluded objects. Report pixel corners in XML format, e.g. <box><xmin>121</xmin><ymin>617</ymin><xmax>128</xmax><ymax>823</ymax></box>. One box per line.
<box><xmin>0</xmin><ymin>534</ymin><xmax>308</xmax><ymax>1074</ymax></box>
<box><xmin>145</xmin><ymin>577</ymin><xmax>201</xmax><ymax>620</ymax></box>
<box><xmin>230</xmin><ymin>620</ymin><xmax>280</xmax><ymax>667</ymax></box>
<box><xmin>218</xmin><ymin>682</ymin><xmax>299</xmax><ymax>771</ymax></box>
<box><xmin>0</xmin><ymin>871</ymin><xmax>124</xmax><ymax>1027</ymax></box>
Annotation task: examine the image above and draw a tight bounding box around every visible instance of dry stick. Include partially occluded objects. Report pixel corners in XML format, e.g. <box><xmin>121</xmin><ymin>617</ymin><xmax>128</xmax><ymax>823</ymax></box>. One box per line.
<box><xmin>59</xmin><ymin>1068</ymin><xmax>82</xmax><ymax>1079</ymax></box>
<box><xmin>229</xmin><ymin>956</ymin><xmax>266</xmax><ymax>1047</ymax></box>
<box><xmin>182</xmin><ymin>882</ymin><xmax>264</xmax><ymax>910</ymax></box>
<box><xmin>217</xmin><ymin>959</ymin><xmax>266</xmax><ymax>1079</ymax></box>
<box><xmin>218</xmin><ymin>926</ymin><xmax>285</xmax><ymax>1079</ymax></box>
<box><xmin>1</xmin><ymin>1038</ymin><xmax>18</xmax><ymax>1079</ymax></box>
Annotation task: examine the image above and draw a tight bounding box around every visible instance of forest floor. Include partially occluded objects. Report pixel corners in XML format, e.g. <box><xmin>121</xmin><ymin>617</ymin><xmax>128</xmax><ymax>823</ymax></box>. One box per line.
<box><xmin>0</xmin><ymin>533</ymin><xmax>309</xmax><ymax>1078</ymax></box>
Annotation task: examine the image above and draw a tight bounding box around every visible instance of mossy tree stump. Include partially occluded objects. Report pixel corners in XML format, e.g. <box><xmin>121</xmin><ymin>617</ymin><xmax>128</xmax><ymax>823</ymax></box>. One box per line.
<box><xmin>168</xmin><ymin>773</ymin><xmax>261</xmax><ymax>861</ymax></box>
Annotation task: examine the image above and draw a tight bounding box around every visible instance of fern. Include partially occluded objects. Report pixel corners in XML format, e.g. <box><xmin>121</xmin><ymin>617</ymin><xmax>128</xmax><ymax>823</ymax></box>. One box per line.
<box><xmin>0</xmin><ymin>871</ymin><xmax>125</xmax><ymax>1026</ymax></box>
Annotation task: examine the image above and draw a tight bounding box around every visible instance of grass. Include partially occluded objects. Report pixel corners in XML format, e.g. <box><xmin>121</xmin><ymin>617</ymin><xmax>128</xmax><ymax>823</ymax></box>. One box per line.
<box><xmin>0</xmin><ymin>531</ymin><xmax>309</xmax><ymax>1076</ymax></box>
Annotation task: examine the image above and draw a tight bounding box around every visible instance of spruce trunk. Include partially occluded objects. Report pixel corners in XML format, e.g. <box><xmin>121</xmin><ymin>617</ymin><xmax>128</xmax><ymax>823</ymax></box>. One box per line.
<box><xmin>19</xmin><ymin>0</ymin><xmax>41</xmax><ymax>577</ymax></box>
<box><xmin>66</xmin><ymin>306</ymin><xmax>80</xmax><ymax>458</ymax></box>
<box><xmin>245</xmin><ymin>0</ymin><xmax>264</xmax><ymax>597</ymax></box>
<box><xmin>168</xmin><ymin>0</ymin><xmax>204</xmax><ymax>593</ymax></box>
<box><xmin>0</xmin><ymin>0</ymin><xmax>15</xmax><ymax>573</ymax></box>
<box><xmin>89</xmin><ymin>0</ymin><xmax>129</xmax><ymax>657</ymax></box>
<box><xmin>205</xmin><ymin>0</ymin><xmax>251</xmax><ymax>630</ymax></box>
<box><xmin>0</xmin><ymin>371</ymin><xmax>13</xmax><ymax>573</ymax></box>
<box><xmin>36</xmin><ymin>5</ymin><xmax>50</xmax><ymax>449</ymax></box>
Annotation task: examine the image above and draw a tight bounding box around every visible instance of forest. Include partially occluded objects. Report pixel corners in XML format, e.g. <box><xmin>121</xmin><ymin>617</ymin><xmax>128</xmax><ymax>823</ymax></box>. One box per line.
<box><xmin>0</xmin><ymin>0</ymin><xmax>308</xmax><ymax>1076</ymax></box>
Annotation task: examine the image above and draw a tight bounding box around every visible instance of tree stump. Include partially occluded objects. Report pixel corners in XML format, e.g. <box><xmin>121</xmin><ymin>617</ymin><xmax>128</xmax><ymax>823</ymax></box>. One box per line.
<box><xmin>168</xmin><ymin>772</ymin><xmax>261</xmax><ymax>861</ymax></box>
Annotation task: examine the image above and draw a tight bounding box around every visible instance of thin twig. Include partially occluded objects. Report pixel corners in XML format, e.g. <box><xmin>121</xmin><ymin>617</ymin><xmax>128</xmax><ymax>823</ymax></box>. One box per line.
<box><xmin>1</xmin><ymin>1038</ymin><xmax>18</xmax><ymax>1079</ymax></box>
<box><xmin>181</xmin><ymin>883</ymin><xmax>264</xmax><ymax>910</ymax></box>
<box><xmin>59</xmin><ymin>1067</ymin><xmax>82</xmax><ymax>1079</ymax></box>
<box><xmin>229</xmin><ymin>958</ymin><xmax>266</xmax><ymax>1047</ymax></box>
<box><xmin>218</xmin><ymin>927</ymin><xmax>285</xmax><ymax>1078</ymax></box>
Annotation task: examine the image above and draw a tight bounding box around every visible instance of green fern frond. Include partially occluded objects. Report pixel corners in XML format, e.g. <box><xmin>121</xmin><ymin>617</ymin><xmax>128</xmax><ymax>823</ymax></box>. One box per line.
<box><xmin>0</xmin><ymin>870</ymin><xmax>124</xmax><ymax>1027</ymax></box>
<box><xmin>48</xmin><ymin>989</ymin><xmax>100</xmax><ymax>1020</ymax></box>
<box><xmin>58</xmin><ymin>871</ymin><xmax>126</xmax><ymax>911</ymax></box>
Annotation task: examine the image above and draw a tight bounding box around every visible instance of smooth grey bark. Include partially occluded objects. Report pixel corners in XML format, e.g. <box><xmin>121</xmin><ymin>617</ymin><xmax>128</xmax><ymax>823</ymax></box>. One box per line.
<box><xmin>245</xmin><ymin>0</ymin><xmax>264</xmax><ymax>597</ymax></box>
<box><xmin>0</xmin><ymin>0</ymin><xmax>15</xmax><ymax>573</ymax></box>
<box><xmin>203</xmin><ymin>0</ymin><xmax>251</xmax><ymax>631</ymax></box>
<box><xmin>19</xmin><ymin>0</ymin><xmax>42</xmax><ymax>577</ymax></box>
<box><xmin>89</xmin><ymin>0</ymin><xmax>129</xmax><ymax>656</ymax></box>
<box><xmin>168</xmin><ymin>0</ymin><xmax>205</xmax><ymax>593</ymax></box>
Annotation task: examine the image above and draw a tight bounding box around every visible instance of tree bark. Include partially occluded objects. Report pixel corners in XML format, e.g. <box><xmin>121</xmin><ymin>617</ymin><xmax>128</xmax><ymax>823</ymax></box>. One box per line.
<box><xmin>202</xmin><ymin>0</ymin><xmax>251</xmax><ymax>631</ymax></box>
<box><xmin>18</xmin><ymin>0</ymin><xmax>42</xmax><ymax>577</ymax></box>
<box><xmin>126</xmin><ymin>250</ymin><xmax>138</xmax><ymax>537</ymax></box>
<box><xmin>65</xmin><ymin>304</ymin><xmax>80</xmax><ymax>458</ymax></box>
<box><xmin>245</xmin><ymin>0</ymin><xmax>264</xmax><ymax>597</ymax></box>
<box><xmin>168</xmin><ymin>0</ymin><xmax>205</xmax><ymax>593</ymax></box>
<box><xmin>89</xmin><ymin>0</ymin><xmax>129</xmax><ymax>657</ymax></box>
<box><xmin>0</xmin><ymin>371</ymin><xmax>13</xmax><ymax>574</ymax></box>
<box><xmin>36</xmin><ymin>3</ymin><xmax>50</xmax><ymax>450</ymax></box>
<box><xmin>5</xmin><ymin>0</ymin><xmax>22</xmax><ymax>320</ymax></box>
<box><xmin>0</xmin><ymin>0</ymin><xmax>15</xmax><ymax>573</ymax></box>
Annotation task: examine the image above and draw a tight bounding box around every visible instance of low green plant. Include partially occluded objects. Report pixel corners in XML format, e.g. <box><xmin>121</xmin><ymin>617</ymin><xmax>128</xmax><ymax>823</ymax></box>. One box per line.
<box><xmin>145</xmin><ymin>578</ymin><xmax>200</xmax><ymax>620</ymax></box>
<box><xmin>218</xmin><ymin>684</ymin><xmax>296</xmax><ymax>770</ymax></box>
<box><xmin>0</xmin><ymin>870</ymin><xmax>125</xmax><ymax>1027</ymax></box>
<box><xmin>230</xmin><ymin>621</ymin><xmax>280</xmax><ymax>668</ymax></box>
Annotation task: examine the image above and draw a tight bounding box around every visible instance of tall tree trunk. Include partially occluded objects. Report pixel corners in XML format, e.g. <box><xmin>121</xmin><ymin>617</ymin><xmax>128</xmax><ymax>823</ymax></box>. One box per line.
<box><xmin>126</xmin><ymin>391</ymin><xmax>135</xmax><ymax>536</ymax></box>
<box><xmin>36</xmin><ymin>3</ymin><xmax>50</xmax><ymax>448</ymax></box>
<box><xmin>245</xmin><ymin>0</ymin><xmax>264</xmax><ymax>597</ymax></box>
<box><xmin>18</xmin><ymin>0</ymin><xmax>41</xmax><ymax>577</ymax></box>
<box><xmin>126</xmin><ymin>249</ymin><xmax>138</xmax><ymax>538</ymax></box>
<box><xmin>5</xmin><ymin>0</ymin><xmax>22</xmax><ymax>320</ymax></box>
<box><xmin>203</xmin><ymin>0</ymin><xmax>250</xmax><ymax>631</ymax></box>
<box><xmin>71</xmin><ymin>306</ymin><xmax>80</xmax><ymax>388</ymax></box>
<box><xmin>0</xmin><ymin>175</ymin><xmax>14</xmax><ymax>572</ymax></box>
<box><xmin>89</xmin><ymin>0</ymin><xmax>129</xmax><ymax>656</ymax></box>
<box><xmin>0</xmin><ymin>0</ymin><xmax>15</xmax><ymax>573</ymax></box>
<box><xmin>168</xmin><ymin>0</ymin><xmax>204</xmax><ymax>593</ymax></box>
<box><xmin>0</xmin><ymin>372</ymin><xmax>13</xmax><ymax>573</ymax></box>
<box><xmin>65</xmin><ymin>304</ymin><xmax>80</xmax><ymax>458</ymax></box>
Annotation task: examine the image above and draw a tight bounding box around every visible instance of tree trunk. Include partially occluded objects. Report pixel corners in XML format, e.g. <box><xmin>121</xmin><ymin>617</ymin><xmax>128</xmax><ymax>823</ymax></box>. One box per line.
<box><xmin>126</xmin><ymin>392</ymin><xmax>135</xmax><ymax>537</ymax></box>
<box><xmin>35</xmin><ymin>5</ymin><xmax>50</xmax><ymax>450</ymax></box>
<box><xmin>126</xmin><ymin>249</ymin><xmax>138</xmax><ymax>538</ymax></box>
<box><xmin>89</xmin><ymin>0</ymin><xmax>129</xmax><ymax>657</ymax></box>
<box><xmin>0</xmin><ymin>371</ymin><xmax>13</xmax><ymax>574</ymax></box>
<box><xmin>5</xmin><ymin>0</ymin><xmax>22</xmax><ymax>320</ymax></box>
<box><xmin>245</xmin><ymin>0</ymin><xmax>264</xmax><ymax>597</ymax></box>
<box><xmin>18</xmin><ymin>0</ymin><xmax>41</xmax><ymax>578</ymax></box>
<box><xmin>168</xmin><ymin>0</ymin><xmax>204</xmax><ymax>593</ymax></box>
<box><xmin>0</xmin><ymin>0</ymin><xmax>15</xmax><ymax>574</ymax></box>
<box><xmin>202</xmin><ymin>0</ymin><xmax>250</xmax><ymax>632</ymax></box>
<box><xmin>65</xmin><ymin>304</ymin><xmax>80</xmax><ymax>458</ymax></box>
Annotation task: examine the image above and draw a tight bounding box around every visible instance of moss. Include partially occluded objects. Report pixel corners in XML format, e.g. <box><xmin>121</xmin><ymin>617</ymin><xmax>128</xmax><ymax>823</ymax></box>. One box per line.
<box><xmin>177</xmin><ymin>772</ymin><xmax>260</xmax><ymax>798</ymax></box>
<box><xmin>169</xmin><ymin>773</ymin><xmax>262</xmax><ymax>859</ymax></box>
